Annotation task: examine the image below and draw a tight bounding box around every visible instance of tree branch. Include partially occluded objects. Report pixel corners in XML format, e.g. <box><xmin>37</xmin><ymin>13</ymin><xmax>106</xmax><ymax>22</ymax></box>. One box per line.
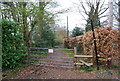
<box><xmin>98</xmin><ymin>7</ymin><xmax>108</xmax><ymax>16</ymax></box>
<box><xmin>80</xmin><ymin>2</ymin><xmax>89</xmax><ymax>15</ymax></box>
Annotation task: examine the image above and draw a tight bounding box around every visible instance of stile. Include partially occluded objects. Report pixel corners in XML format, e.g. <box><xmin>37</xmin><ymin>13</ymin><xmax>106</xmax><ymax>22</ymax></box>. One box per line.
<box><xmin>74</xmin><ymin>55</ymin><xmax>93</xmax><ymax>58</ymax></box>
<box><xmin>79</xmin><ymin>60</ymin><xmax>93</xmax><ymax>66</ymax></box>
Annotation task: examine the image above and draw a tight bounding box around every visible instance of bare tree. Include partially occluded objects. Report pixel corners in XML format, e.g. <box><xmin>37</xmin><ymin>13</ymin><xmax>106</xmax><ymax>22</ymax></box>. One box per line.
<box><xmin>113</xmin><ymin>0</ymin><xmax>120</xmax><ymax>29</ymax></box>
<box><xmin>74</xmin><ymin>0</ymin><xmax>108</xmax><ymax>31</ymax></box>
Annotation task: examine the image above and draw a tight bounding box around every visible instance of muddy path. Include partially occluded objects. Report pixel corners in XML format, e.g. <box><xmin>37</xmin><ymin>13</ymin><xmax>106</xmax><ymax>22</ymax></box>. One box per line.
<box><xmin>4</xmin><ymin>48</ymin><xmax>118</xmax><ymax>79</ymax></box>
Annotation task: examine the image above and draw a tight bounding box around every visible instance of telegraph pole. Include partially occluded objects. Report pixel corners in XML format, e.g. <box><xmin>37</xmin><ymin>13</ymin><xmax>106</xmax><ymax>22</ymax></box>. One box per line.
<box><xmin>118</xmin><ymin>1</ymin><xmax>120</xmax><ymax>80</ymax></box>
<box><xmin>67</xmin><ymin>16</ymin><xmax>69</xmax><ymax>38</ymax></box>
<box><xmin>108</xmin><ymin>0</ymin><xmax>113</xmax><ymax>28</ymax></box>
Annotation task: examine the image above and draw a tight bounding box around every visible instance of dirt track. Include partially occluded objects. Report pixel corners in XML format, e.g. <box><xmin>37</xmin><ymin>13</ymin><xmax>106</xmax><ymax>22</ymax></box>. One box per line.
<box><xmin>4</xmin><ymin>48</ymin><xmax>118</xmax><ymax>79</ymax></box>
<box><xmin>10</xmin><ymin>65</ymin><xmax>118</xmax><ymax>79</ymax></box>
<box><xmin>12</xmin><ymin>66</ymin><xmax>97</xmax><ymax>79</ymax></box>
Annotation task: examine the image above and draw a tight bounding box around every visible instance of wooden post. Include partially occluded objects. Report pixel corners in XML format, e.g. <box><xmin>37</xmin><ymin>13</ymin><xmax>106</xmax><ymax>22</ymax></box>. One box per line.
<box><xmin>74</xmin><ymin>47</ymin><xmax>77</xmax><ymax>55</ymax></box>
<box><xmin>74</xmin><ymin>47</ymin><xmax>77</xmax><ymax>69</ymax></box>
<box><xmin>91</xmin><ymin>48</ymin><xmax>94</xmax><ymax>65</ymax></box>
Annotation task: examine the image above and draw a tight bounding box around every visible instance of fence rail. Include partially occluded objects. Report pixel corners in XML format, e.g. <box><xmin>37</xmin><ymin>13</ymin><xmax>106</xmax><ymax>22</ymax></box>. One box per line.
<box><xmin>30</xmin><ymin>47</ymin><xmax>48</xmax><ymax>50</ymax></box>
<box><xmin>54</xmin><ymin>48</ymin><xmax>74</xmax><ymax>51</ymax></box>
<box><xmin>32</xmin><ymin>62</ymin><xmax>74</xmax><ymax>66</ymax></box>
<box><xmin>74</xmin><ymin>55</ymin><xmax>93</xmax><ymax>58</ymax></box>
<box><xmin>30</xmin><ymin>54</ymin><xmax>74</xmax><ymax>59</ymax></box>
<box><xmin>29</xmin><ymin>51</ymin><xmax>48</xmax><ymax>54</ymax></box>
<box><xmin>30</xmin><ymin>58</ymin><xmax>74</xmax><ymax>63</ymax></box>
<box><xmin>29</xmin><ymin>47</ymin><xmax>74</xmax><ymax>69</ymax></box>
<box><xmin>32</xmin><ymin>64</ymin><xmax>73</xmax><ymax>69</ymax></box>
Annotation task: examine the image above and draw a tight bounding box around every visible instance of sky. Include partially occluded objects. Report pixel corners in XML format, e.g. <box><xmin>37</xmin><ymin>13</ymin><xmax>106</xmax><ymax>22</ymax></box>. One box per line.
<box><xmin>4</xmin><ymin>0</ymin><xmax>116</xmax><ymax>31</ymax></box>
<box><xmin>53</xmin><ymin>0</ymin><xmax>109</xmax><ymax>31</ymax></box>
<box><xmin>55</xmin><ymin>0</ymin><xmax>86</xmax><ymax>31</ymax></box>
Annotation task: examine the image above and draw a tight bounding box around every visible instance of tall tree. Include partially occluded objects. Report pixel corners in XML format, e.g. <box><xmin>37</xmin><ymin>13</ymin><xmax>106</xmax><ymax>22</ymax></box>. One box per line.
<box><xmin>74</xmin><ymin>0</ymin><xmax>108</xmax><ymax>32</ymax></box>
<box><xmin>31</xmin><ymin>2</ymin><xmax>57</xmax><ymax>46</ymax></box>
<box><xmin>1</xmin><ymin>2</ymin><xmax>58</xmax><ymax>51</ymax></box>
<box><xmin>113</xmin><ymin>0</ymin><xmax>120</xmax><ymax>29</ymax></box>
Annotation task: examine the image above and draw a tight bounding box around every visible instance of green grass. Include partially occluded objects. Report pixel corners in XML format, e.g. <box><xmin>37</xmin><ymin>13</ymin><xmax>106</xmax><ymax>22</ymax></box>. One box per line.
<box><xmin>70</xmin><ymin>68</ymin><xmax>76</xmax><ymax>71</ymax></box>
<box><xmin>78</xmin><ymin>58</ymin><xmax>86</xmax><ymax>61</ymax></box>
<box><xmin>32</xmin><ymin>49</ymin><xmax>48</xmax><ymax>57</ymax></box>
<box><xmin>64</xmin><ymin>49</ymin><xmax>94</xmax><ymax>72</ymax></box>
<box><xmin>40</xmin><ymin>53</ymin><xmax>48</xmax><ymax>57</ymax></box>
<box><xmin>98</xmin><ymin>66</ymin><xmax>117</xmax><ymax>71</ymax></box>
<box><xmin>64</xmin><ymin>50</ymin><xmax>74</xmax><ymax>57</ymax></box>
<box><xmin>64</xmin><ymin>50</ymin><xmax>73</xmax><ymax>53</ymax></box>
<box><xmin>29</xmin><ymin>49</ymin><xmax>49</xmax><ymax>63</ymax></box>
<box><xmin>118</xmin><ymin>70</ymin><xmax>120</xmax><ymax>74</ymax></box>
<box><xmin>111</xmin><ymin>65</ymin><xmax>118</xmax><ymax>69</ymax></box>
<box><xmin>79</xmin><ymin>66</ymin><xmax>94</xmax><ymax>72</ymax></box>
<box><xmin>0</xmin><ymin>60</ymin><xmax>1</xmax><ymax>67</ymax></box>
<box><xmin>103</xmin><ymin>66</ymin><xmax>110</xmax><ymax>70</ymax></box>
<box><xmin>69</xmin><ymin>54</ymin><xmax>74</xmax><ymax>57</ymax></box>
<box><xmin>54</xmin><ymin>46</ymin><xmax>59</xmax><ymax>48</ymax></box>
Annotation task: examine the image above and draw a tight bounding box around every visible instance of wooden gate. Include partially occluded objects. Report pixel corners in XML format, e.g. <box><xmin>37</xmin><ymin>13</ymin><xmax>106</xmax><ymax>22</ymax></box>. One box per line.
<box><xmin>29</xmin><ymin>47</ymin><xmax>75</xmax><ymax>69</ymax></box>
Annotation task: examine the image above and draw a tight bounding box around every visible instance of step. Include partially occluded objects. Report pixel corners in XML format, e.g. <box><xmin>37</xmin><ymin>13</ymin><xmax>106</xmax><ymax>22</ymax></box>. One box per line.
<box><xmin>74</xmin><ymin>55</ymin><xmax>93</xmax><ymax>58</ymax></box>
<box><xmin>74</xmin><ymin>63</ymin><xmax>84</xmax><ymax>65</ymax></box>
<box><xmin>79</xmin><ymin>60</ymin><xmax>93</xmax><ymax>66</ymax></box>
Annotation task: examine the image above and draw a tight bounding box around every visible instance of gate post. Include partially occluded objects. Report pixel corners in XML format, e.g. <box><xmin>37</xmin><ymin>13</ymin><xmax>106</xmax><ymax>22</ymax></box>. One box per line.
<box><xmin>74</xmin><ymin>47</ymin><xmax>77</xmax><ymax>55</ymax></box>
<box><xmin>74</xmin><ymin>47</ymin><xmax>77</xmax><ymax>69</ymax></box>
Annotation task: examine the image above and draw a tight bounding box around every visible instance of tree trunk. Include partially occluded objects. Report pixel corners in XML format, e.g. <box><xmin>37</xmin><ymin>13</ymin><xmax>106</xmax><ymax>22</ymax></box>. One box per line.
<box><xmin>38</xmin><ymin>2</ymin><xmax>45</xmax><ymax>38</ymax></box>
<box><xmin>22</xmin><ymin>2</ymin><xmax>29</xmax><ymax>53</ymax></box>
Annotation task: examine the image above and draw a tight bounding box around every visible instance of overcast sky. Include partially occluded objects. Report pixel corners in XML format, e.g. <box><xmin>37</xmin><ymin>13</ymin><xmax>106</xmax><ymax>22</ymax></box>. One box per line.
<box><xmin>54</xmin><ymin>0</ymin><xmax>109</xmax><ymax>31</ymax></box>
<box><xmin>55</xmin><ymin>0</ymin><xmax>86</xmax><ymax>31</ymax></box>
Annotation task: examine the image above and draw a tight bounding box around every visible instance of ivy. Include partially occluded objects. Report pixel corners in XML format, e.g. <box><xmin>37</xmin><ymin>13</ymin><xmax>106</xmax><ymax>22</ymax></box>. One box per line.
<box><xmin>2</xmin><ymin>19</ymin><xmax>28</xmax><ymax>69</ymax></box>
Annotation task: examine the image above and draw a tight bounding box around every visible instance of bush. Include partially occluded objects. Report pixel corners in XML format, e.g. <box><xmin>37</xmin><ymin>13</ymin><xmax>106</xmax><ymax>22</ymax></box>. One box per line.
<box><xmin>64</xmin><ymin>40</ymin><xmax>69</xmax><ymax>48</ymax></box>
<box><xmin>2</xmin><ymin>19</ymin><xmax>27</xmax><ymax>69</ymax></box>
